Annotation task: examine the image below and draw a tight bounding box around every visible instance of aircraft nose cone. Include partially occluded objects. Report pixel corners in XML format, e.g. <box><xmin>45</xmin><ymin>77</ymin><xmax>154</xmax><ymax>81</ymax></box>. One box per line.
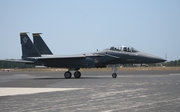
<box><xmin>153</xmin><ymin>57</ymin><xmax>166</xmax><ymax>63</ymax></box>
<box><xmin>146</xmin><ymin>55</ymin><xmax>166</xmax><ymax>63</ymax></box>
<box><xmin>139</xmin><ymin>52</ymin><xmax>166</xmax><ymax>63</ymax></box>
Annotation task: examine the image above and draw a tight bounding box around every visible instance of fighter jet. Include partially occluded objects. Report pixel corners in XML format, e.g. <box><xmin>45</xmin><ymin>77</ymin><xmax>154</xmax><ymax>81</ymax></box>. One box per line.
<box><xmin>13</xmin><ymin>32</ymin><xmax>166</xmax><ymax>78</ymax></box>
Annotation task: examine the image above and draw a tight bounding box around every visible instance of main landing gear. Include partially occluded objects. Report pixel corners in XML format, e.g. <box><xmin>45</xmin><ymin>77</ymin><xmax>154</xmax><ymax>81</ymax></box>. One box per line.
<box><xmin>74</xmin><ymin>71</ymin><xmax>81</xmax><ymax>78</ymax></box>
<box><xmin>64</xmin><ymin>71</ymin><xmax>81</xmax><ymax>79</ymax></box>
<box><xmin>64</xmin><ymin>71</ymin><xmax>72</xmax><ymax>79</ymax></box>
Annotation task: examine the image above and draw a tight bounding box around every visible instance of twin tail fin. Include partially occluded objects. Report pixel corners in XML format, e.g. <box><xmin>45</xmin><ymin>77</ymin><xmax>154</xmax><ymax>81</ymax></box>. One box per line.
<box><xmin>20</xmin><ymin>33</ymin><xmax>41</xmax><ymax>58</ymax></box>
<box><xmin>32</xmin><ymin>33</ymin><xmax>53</xmax><ymax>55</ymax></box>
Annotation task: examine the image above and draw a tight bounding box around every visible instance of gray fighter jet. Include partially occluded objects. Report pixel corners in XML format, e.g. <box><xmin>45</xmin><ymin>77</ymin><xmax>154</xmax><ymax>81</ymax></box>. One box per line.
<box><xmin>15</xmin><ymin>32</ymin><xmax>166</xmax><ymax>78</ymax></box>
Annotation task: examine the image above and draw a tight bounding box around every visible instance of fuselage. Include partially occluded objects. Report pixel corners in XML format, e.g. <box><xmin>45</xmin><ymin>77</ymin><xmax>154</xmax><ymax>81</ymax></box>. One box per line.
<box><xmin>27</xmin><ymin>49</ymin><xmax>166</xmax><ymax>69</ymax></box>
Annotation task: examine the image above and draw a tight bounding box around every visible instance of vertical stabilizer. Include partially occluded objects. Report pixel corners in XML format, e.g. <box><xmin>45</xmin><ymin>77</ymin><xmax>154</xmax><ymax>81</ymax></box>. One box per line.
<box><xmin>20</xmin><ymin>32</ymin><xmax>41</xmax><ymax>58</ymax></box>
<box><xmin>33</xmin><ymin>33</ymin><xmax>53</xmax><ymax>55</ymax></box>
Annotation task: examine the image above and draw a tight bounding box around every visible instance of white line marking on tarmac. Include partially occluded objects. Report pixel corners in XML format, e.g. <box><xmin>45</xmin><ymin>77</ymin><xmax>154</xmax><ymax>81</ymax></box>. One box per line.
<box><xmin>169</xmin><ymin>73</ymin><xmax>180</xmax><ymax>75</ymax></box>
<box><xmin>0</xmin><ymin>88</ymin><xmax>83</xmax><ymax>97</ymax></box>
<box><xmin>13</xmin><ymin>74</ymin><xmax>29</xmax><ymax>76</ymax></box>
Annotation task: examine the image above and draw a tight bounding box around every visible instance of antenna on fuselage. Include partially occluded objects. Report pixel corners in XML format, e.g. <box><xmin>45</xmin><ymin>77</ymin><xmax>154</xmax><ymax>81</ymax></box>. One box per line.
<box><xmin>165</xmin><ymin>53</ymin><xmax>167</xmax><ymax>61</ymax></box>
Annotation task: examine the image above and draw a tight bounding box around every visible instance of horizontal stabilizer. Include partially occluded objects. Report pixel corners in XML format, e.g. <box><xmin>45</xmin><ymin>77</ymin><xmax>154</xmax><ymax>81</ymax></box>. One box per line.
<box><xmin>2</xmin><ymin>59</ymin><xmax>34</xmax><ymax>64</ymax></box>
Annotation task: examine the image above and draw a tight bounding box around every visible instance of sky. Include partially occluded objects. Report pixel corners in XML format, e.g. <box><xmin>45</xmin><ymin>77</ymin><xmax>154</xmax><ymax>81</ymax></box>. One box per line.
<box><xmin>0</xmin><ymin>0</ymin><xmax>180</xmax><ymax>61</ymax></box>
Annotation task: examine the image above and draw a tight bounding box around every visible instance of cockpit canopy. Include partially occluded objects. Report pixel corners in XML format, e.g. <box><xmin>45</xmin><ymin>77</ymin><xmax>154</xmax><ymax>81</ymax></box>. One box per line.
<box><xmin>108</xmin><ymin>45</ymin><xmax>138</xmax><ymax>52</ymax></box>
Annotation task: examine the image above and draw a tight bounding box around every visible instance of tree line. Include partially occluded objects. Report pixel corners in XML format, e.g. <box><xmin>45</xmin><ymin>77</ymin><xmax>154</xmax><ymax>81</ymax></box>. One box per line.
<box><xmin>162</xmin><ymin>59</ymin><xmax>180</xmax><ymax>67</ymax></box>
<box><xmin>0</xmin><ymin>61</ymin><xmax>34</xmax><ymax>69</ymax></box>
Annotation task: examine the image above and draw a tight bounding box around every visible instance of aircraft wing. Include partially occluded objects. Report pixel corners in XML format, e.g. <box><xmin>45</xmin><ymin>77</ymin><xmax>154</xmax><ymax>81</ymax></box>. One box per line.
<box><xmin>29</xmin><ymin>53</ymin><xmax>119</xmax><ymax>60</ymax></box>
<box><xmin>1</xmin><ymin>53</ymin><xmax>119</xmax><ymax>63</ymax></box>
<box><xmin>29</xmin><ymin>55</ymin><xmax>87</xmax><ymax>60</ymax></box>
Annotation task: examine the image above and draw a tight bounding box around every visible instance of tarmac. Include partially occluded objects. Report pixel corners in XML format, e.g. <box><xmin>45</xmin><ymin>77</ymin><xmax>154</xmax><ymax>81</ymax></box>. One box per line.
<box><xmin>0</xmin><ymin>70</ymin><xmax>180</xmax><ymax>112</ymax></box>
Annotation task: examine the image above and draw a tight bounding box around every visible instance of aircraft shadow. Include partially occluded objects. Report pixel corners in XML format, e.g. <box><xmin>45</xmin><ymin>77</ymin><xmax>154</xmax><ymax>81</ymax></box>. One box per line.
<box><xmin>33</xmin><ymin>78</ymin><xmax>65</xmax><ymax>80</ymax></box>
<box><xmin>33</xmin><ymin>77</ymin><xmax>112</xmax><ymax>80</ymax></box>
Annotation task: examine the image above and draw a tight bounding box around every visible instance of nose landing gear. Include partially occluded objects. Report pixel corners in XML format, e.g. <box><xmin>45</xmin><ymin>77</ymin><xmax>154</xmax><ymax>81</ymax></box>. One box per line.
<box><xmin>112</xmin><ymin>73</ymin><xmax>117</xmax><ymax>78</ymax></box>
<box><xmin>112</xmin><ymin>65</ymin><xmax>118</xmax><ymax>78</ymax></box>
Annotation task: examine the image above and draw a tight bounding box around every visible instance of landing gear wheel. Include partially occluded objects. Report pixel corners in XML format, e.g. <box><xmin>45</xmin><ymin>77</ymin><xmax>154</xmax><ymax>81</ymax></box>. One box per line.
<box><xmin>74</xmin><ymin>71</ymin><xmax>81</xmax><ymax>78</ymax></box>
<box><xmin>112</xmin><ymin>73</ymin><xmax>117</xmax><ymax>78</ymax></box>
<box><xmin>64</xmin><ymin>71</ymin><xmax>72</xmax><ymax>79</ymax></box>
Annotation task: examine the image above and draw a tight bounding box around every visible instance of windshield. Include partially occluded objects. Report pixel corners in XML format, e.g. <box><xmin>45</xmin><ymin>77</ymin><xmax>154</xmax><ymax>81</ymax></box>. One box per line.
<box><xmin>108</xmin><ymin>45</ymin><xmax>138</xmax><ymax>52</ymax></box>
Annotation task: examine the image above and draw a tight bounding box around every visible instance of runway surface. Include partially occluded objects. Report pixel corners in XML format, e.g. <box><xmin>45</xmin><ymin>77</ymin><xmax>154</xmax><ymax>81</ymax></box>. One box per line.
<box><xmin>0</xmin><ymin>70</ymin><xmax>180</xmax><ymax>112</ymax></box>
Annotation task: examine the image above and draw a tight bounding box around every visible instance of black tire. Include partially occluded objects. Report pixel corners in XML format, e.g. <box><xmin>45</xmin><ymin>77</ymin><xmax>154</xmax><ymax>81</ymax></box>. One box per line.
<box><xmin>112</xmin><ymin>73</ymin><xmax>117</xmax><ymax>78</ymax></box>
<box><xmin>64</xmin><ymin>71</ymin><xmax>72</xmax><ymax>79</ymax></box>
<box><xmin>74</xmin><ymin>71</ymin><xmax>81</xmax><ymax>78</ymax></box>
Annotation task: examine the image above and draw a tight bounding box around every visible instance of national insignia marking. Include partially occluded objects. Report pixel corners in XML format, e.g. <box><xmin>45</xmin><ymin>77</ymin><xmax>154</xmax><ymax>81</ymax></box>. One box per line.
<box><xmin>94</xmin><ymin>59</ymin><xmax>98</xmax><ymax>63</ymax></box>
<box><xmin>23</xmin><ymin>37</ymin><xmax>28</xmax><ymax>43</ymax></box>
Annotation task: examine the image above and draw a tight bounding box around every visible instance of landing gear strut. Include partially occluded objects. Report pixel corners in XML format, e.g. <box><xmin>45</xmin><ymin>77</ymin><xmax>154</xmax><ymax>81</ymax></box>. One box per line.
<box><xmin>112</xmin><ymin>65</ymin><xmax>117</xmax><ymax>78</ymax></box>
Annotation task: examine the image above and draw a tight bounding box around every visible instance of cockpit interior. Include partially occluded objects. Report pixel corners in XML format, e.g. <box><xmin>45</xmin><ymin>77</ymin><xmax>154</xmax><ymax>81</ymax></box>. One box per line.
<box><xmin>108</xmin><ymin>45</ymin><xmax>138</xmax><ymax>52</ymax></box>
